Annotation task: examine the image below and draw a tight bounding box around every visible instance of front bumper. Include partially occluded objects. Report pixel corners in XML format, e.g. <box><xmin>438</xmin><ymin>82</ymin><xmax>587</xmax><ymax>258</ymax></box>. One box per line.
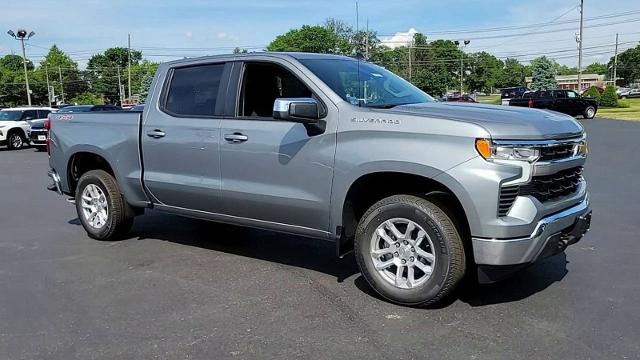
<box><xmin>472</xmin><ymin>195</ymin><xmax>591</xmax><ymax>266</ymax></box>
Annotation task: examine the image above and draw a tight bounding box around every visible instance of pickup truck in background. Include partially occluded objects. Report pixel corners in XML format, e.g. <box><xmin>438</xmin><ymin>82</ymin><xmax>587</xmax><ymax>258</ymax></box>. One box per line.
<box><xmin>509</xmin><ymin>89</ymin><xmax>598</xmax><ymax>119</ymax></box>
<box><xmin>47</xmin><ymin>53</ymin><xmax>592</xmax><ymax>307</ymax></box>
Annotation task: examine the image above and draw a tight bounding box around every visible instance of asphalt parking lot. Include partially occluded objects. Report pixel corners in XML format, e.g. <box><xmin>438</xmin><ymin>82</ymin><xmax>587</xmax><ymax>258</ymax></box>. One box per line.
<box><xmin>1</xmin><ymin>118</ymin><xmax>639</xmax><ymax>360</ymax></box>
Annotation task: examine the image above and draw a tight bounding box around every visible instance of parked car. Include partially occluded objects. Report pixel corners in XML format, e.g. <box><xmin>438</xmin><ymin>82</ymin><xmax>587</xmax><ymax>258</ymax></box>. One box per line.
<box><xmin>444</xmin><ymin>95</ymin><xmax>477</xmax><ymax>103</ymax></box>
<box><xmin>0</xmin><ymin>107</ymin><xmax>55</xmax><ymax>149</ymax></box>
<box><xmin>47</xmin><ymin>53</ymin><xmax>591</xmax><ymax>307</ymax></box>
<box><xmin>500</xmin><ymin>86</ymin><xmax>529</xmax><ymax>105</ymax></box>
<box><xmin>57</xmin><ymin>105</ymin><xmax>122</xmax><ymax>113</ymax></box>
<box><xmin>509</xmin><ymin>89</ymin><xmax>598</xmax><ymax>119</ymax></box>
<box><xmin>28</xmin><ymin>120</ymin><xmax>49</xmax><ymax>151</ymax></box>
<box><xmin>619</xmin><ymin>89</ymin><xmax>640</xmax><ymax>99</ymax></box>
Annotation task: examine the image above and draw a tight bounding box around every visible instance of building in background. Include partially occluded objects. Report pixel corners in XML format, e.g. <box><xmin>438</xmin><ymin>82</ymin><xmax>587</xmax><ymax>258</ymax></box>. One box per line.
<box><xmin>525</xmin><ymin>74</ymin><xmax>606</xmax><ymax>92</ymax></box>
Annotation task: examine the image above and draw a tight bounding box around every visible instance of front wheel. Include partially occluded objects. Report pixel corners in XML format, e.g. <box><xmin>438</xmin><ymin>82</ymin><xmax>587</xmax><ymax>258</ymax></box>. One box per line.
<box><xmin>6</xmin><ymin>132</ymin><xmax>24</xmax><ymax>150</ymax></box>
<box><xmin>583</xmin><ymin>106</ymin><xmax>596</xmax><ymax>119</ymax></box>
<box><xmin>354</xmin><ymin>195</ymin><xmax>466</xmax><ymax>307</ymax></box>
<box><xmin>75</xmin><ymin>170</ymin><xmax>134</xmax><ymax>240</ymax></box>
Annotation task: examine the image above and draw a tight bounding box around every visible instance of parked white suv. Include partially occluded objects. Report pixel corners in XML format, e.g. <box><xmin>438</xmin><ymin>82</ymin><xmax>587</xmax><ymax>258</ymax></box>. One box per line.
<box><xmin>0</xmin><ymin>107</ymin><xmax>55</xmax><ymax>150</ymax></box>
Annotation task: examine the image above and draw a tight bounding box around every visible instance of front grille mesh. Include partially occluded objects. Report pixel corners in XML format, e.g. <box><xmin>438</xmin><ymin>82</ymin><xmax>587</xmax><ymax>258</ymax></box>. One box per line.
<box><xmin>498</xmin><ymin>166</ymin><xmax>583</xmax><ymax>216</ymax></box>
<box><xmin>539</xmin><ymin>144</ymin><xmax>575</xmax><ymax>161</ymax></box>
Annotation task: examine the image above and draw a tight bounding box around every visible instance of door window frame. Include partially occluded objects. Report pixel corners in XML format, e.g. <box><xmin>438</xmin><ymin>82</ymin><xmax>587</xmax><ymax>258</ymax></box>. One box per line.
<box><xmin>228</xmin><ymin>60</ymin><xmax>327</xmax><ymax>121</ymax></box>
<box><xmin>159</xmin><ymin>61</ymin><xmax>232</xmax><ymax>119</ymax></box>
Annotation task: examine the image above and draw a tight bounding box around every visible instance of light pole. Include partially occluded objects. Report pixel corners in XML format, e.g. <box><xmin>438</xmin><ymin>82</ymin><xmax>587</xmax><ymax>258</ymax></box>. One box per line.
<box><xmin>7</xmin><ymin>29</ymin><xmax>35</xmax><ymax>106</ymax></box>
<box><xmin>454</xmin><ymin>40</ymin><xmax>470</xmax><ymax>95</ymax></box>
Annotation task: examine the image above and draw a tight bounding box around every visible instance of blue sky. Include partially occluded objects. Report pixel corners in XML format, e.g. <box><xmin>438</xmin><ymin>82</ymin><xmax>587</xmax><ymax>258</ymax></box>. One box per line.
<box><xmin>1</xmin><ymin>0</ymin><xmax>639</xmax><ymax>68</ymax></box>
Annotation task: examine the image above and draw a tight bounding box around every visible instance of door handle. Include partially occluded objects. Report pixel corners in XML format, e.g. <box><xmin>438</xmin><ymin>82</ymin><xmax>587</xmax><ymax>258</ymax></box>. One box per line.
<box><xmin>224</xmin><ymin>133</ymin><xmax>248</xmax><ymax>143</ymax></box>
<box><xmin>147</xmin><ymin>129</ymin><xmax>166</xmax><ymax>139</ymax></box>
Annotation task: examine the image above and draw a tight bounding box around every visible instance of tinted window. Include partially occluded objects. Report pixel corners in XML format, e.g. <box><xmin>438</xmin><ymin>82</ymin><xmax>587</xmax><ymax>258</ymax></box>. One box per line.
<box><xmin>300</xmin><ymin>59</ymin><xmax>432</xmax><ymax>107</ymax></box>
<box><xmin>164</xmin><ymin>63</ymin><xmax>225</xmax><ymax>117</ymax></box>
<box><xmin>555</xmin><ymin>91</ymin><xmax>567</xmax><ymax>99</ymax></box>
<box><xmin>22</xmin><ymin>110</ymin><xmax>38</xmax><ymax>120</ymax></box>
<box><xmin>58</xmin><ymin>106</ymin><xmax>92</xmax><ymax>113</ymax></box>
<box><xmin>0</xmin><ymin>111</ymin><xmax>23</xmax><ymax>121</ymax></box>
<box><xmin>37</xmin><ymin>110</ymin><xmax>51</xmax><ymax>118</ymax></box>
<box><xmin>239</xmin><ymin>62</ymin><xmax>312</xmax><ymax>117</ymax></box>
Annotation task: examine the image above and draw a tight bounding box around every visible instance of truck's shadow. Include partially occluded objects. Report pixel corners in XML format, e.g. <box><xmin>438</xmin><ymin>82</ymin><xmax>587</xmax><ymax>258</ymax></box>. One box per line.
<box><xmin>68</xmin><ymin>210</ymin><xmax>569</xmax><ymax>306</ymax></box>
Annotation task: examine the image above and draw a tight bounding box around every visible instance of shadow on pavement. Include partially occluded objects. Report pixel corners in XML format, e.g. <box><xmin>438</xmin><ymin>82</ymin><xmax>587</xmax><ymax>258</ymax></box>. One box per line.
<box><xmin>68</xmin><ymin>210</ymin><xmax>568</xmax><ymax>306</ymax></box>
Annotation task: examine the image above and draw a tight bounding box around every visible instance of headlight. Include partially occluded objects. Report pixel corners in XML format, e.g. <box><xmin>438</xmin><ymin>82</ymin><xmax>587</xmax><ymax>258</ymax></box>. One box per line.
<box><xmin>475</xmin><ymin>139</ymin><xmax>540</xmax><ymax>162</ymax></box>
<box><xmin>574</xmin><ymin>140</ymin><xmax>588</xmax><ymax>156</ymax></box>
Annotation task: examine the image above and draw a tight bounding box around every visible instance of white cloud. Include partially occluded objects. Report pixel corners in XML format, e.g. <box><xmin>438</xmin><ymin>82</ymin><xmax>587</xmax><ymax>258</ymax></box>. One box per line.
<box><xmin>380</xmin><ymin>28</ymin><xmax>418</xmax><ymax>49</ymax></box>
<box><xmin>185</xmin><ymin>31</ymin><xmax>193</xmax><ymax>38</ymax></box>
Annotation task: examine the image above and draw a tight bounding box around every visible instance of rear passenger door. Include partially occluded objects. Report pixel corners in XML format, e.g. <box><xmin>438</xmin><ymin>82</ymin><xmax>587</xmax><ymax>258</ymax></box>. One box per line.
<box><xmin>142</xmin><ymin>62</ymin><xmax>231</xmax><ymax>213</ymax></box>
<box><xmin>218</xmin><ymin>59</ymin><xmax>336</xmax><ymax>234</ymax></box>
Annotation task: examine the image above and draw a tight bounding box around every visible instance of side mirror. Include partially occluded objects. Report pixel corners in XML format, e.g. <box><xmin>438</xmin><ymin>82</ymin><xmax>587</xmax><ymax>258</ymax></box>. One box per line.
<box><xmin>273</xmin><ymin>98</ymin><xmax>321</xmax><ymax>124</ymax></box>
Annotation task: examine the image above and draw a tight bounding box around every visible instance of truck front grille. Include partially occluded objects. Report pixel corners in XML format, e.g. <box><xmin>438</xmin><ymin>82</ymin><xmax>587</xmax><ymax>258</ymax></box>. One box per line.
<box><xmin>538</xmin><ymin>144</ymin><xmax>575</xmax><ymax>161</ymax></box>
<box><xmin>498</xmin><ymin>166</ymin><xmax>583</xmax><ymax>216</ymax></box>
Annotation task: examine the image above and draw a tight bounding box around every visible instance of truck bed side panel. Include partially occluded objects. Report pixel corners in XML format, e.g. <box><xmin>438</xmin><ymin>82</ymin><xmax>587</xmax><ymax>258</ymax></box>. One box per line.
<box><xmin>49</xmin><ymin>112</ymin><xmax>148</xmax><ymax>206</ymax></box>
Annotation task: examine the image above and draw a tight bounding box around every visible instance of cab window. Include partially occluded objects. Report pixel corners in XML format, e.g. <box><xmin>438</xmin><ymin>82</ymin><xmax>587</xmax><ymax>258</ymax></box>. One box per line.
<box><xmin>238</xmin><ymin>62</ymin><xmax>312</xmax><ymax>118</ymax></box>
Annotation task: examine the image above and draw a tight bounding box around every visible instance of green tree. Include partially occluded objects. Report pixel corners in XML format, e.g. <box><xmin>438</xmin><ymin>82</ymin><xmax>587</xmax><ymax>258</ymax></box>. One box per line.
<box><xmin>530</xmin><ymin>56</ymin><xmax>558</xmax><ymax>91</ymax></box>
<box><xmin>233</xmin><ymin>47</ymin><xmax>248</xmax><ymax>54</ymax></box>
<box><xmin>465</xmin><ymin>52</ymin><xmax>503</xmax><ymax>93</ymax></box>
<box><xmin>70</xmin><ymin>92</ymin><xmax>104</xmax><ymax>105</ymax></box>
<box><xmin>266</xmin><ymin>25</ymin><xmax>346</xmax><ymax>54</ymax></box>
<box><xmin>0</xmin><ymin>54</ymin><xmax>33</xmax><ymax>71</ymax></box>
<box><xmin>85</xmin><ymin>47</ymin><xmax>144</xmax><ymax>103</ymax></box>
<box><xmin>600</xmin><ymin>85</ymin><xmax>618</xmax><ymax>107</ymax></box>
<box><xmin>585</xmin><ymin>62</ymin><xmax>608</xmax><ymax>75</ymax></box>
<box><xmin>39</xmin><ymin>45</ymin><xmax>88</xmax><ymax>103</ymax></box>
<box><xmin>138</xmin><ymin>72</ymin><xmax>154</xmax><ymax>103</ymax></box>
<box><xmin>497</xmin><ymin>58</ymin><xmax>527</xmax><ymax>88</ymax></box>
<box><xmin>608</xmin><ymin>45</ymin><xmax>640</xmax><ymax>85</ymax></box>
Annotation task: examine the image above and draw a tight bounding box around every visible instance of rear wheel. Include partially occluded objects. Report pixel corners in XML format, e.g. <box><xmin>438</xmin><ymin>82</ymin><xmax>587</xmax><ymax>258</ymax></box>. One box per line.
<box><xmin>354</xmin><ymin>195</ymin><xmax>466</xmax><ymax>307</ymax></box>
<box><xmin>7</xmin><ymin>132</ymin><xmax>24</xmax><ymax>150</ymax></box>
<box><xmin>583</xmin><ymin>106</ymin><xmax>596</xmax><ymax>119</ymax></box>
<box><xmin>75</xmin><ymin>170</ymin><xmax>134</xmax><ymax>240</ymax></box>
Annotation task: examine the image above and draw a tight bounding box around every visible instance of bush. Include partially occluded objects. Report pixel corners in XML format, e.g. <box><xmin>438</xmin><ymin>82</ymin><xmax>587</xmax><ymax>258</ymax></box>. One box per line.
<box><xmin>583</xmin><ymin>86</ymin><xmax>601</xmax><ymax>102</ymax></box>
<box><xmin>69</xmin><ymin>93</ymin><xmax>104</xmax><ymax>105</ymax></box>
<box><xmin>600</xmin><ymin>86</ymin><xmax>618</xmax><ymax>107</ymax></box>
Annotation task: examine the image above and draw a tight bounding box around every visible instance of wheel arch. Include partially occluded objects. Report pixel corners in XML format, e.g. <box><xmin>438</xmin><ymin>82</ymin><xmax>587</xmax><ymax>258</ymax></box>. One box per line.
<box><xmin>332</xmin><ymin>167</ymin><xmax>472</xmax><ymax>260</ymax></box>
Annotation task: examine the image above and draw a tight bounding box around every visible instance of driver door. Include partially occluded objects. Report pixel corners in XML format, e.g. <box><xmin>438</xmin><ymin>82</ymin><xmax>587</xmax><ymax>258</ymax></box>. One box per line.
<box><xmin>218</xmin><ymin>60</ymin><xmax>337</xmax><ymax>234</ymax></box>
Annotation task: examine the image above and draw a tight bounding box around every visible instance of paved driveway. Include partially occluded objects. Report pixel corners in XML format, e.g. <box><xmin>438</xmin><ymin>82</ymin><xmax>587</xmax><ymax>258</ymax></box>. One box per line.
<box><xmin>0</xmin><ymin>118</ymin><xmax>638</xmax><ymax>359</ymax></box>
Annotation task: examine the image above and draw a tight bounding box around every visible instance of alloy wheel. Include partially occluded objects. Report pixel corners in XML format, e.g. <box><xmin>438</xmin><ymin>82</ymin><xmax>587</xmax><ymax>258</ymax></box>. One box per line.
<box><xmin>370</xmin><ymin>218</ymin><xmax>436</xmax><ymax>289</ymax></box>
<box><xmin>80</xmin><ymin>184</ymin><xmax>109</xmax><ymax>229</ymax></box>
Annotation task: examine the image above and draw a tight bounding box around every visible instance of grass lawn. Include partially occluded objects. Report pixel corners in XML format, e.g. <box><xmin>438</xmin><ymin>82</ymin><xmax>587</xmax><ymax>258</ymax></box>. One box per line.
<box><xmin>476</xmin><ymin>95</ymin><xmax>501</xmax><ymax>105</ymax></box>
<box><xmin>597</xmin><ymin>99</ymin><xmax>640</xmax><ymax>121</ymax></box>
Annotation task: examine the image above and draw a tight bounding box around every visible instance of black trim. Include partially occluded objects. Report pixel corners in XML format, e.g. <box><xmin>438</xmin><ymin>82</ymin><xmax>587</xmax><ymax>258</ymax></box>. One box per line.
<box><xmin>158</xmin><ymin>62</ymin><xmax>232</xmax><ymax>119</ymax></box>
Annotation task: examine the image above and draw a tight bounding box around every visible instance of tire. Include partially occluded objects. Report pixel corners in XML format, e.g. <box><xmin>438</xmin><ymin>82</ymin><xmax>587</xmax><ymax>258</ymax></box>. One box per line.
<box><xmin>621</xmin><ymin>96</ymin><xmax>627</xmax><ymax>99</ymax></box>
<box><xmin>354</xmin><ymin>195</ymin><xmax>466</xmax><ymax>307</ymax></box>
<box><xmin>6</xmin><ymin>131</ymin><xmax>24</xmax><ymax>150</ymax></box>
<box><xmin>75</xmin><ymin>170</ymin><xmax>134</xmax><ymax>240</ymax></box>
<box><xmin>583</xmin><ymin>106</ymin><xmax>596</xmax><ymax>119</ymax></box>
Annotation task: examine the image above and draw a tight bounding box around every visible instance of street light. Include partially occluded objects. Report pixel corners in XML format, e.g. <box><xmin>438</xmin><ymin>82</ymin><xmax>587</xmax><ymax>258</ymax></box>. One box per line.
<box><xmin>7</xmin><ymin>29</ymin><xmax>35</xmax><ymax>106</ymax></box>
<box><xmin>454</xmin><ymin>40</ymin><xmax>470</xmax><ymax>95</ymax></box>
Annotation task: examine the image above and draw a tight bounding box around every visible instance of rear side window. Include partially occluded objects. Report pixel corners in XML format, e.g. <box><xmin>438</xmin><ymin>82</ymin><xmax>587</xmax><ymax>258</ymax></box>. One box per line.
<box><xmin>22</xmin><ymin>110</ymin><xmax>38</xmax><ymax>120</ymax></box>
<box><xmin>164</xmin><ymin>63</ymin><xmax>225</xmax><ymax>117</ymax></box>
<box><xmin>555</xmin><ymin>91</ymin><xmax>567</xmax><ymax>99</ymax></box>
<box><xmin>37</xmin><ymin>110</ymin><xmax>51</xmax><ymax>118</ymax></box>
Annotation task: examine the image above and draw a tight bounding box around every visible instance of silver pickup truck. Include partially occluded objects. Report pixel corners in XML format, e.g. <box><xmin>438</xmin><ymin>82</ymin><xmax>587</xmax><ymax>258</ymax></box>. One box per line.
<box><xmin>47</xmin><ymin>53</ymin><xmax>591</xmax><ymax>306</ymax></box>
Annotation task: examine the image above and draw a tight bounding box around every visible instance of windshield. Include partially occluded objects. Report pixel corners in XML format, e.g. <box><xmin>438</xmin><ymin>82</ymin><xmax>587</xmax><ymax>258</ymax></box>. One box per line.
<box><xmin>0</xmin><ymin>111</ymin><xmax>23</xmax><ymax>121</ymax></box>
<box><xmin>299</xmin><ymin>59</ymin><xmax>433</xmax><ymax>108</ymax></box>
<box><xmin>58</xmin><ymin>106</ymin><xmax>92</xmax><ymax>113</ymax></box>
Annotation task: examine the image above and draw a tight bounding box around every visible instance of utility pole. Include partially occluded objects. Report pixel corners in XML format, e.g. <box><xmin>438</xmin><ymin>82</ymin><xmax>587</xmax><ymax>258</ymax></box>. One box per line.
<box><xmin>58</xmin><ymin>67</ymin><xmax>65</xmax><ymax>104</ymax></box>
<box><xmin>127</xmin><ymin>33</ymin><xmax>132</xmax><ymax>100</ymax></box>
<box><xmin>117</xmin><ymin>66</ymin><xmax>124</xmax><ymax>105</ymax></box>
<box><xmin>44</xmin><ymin>66</ymin><xmax>52</xmax><ymax>107</ymax></box>
<box><xmin>577</xmin><ymin>0</ymin><xmax>584</xmax><ymax>93</ymax></box>
<box><xmin>408</xmin><ymin>45</ymin><xmax>412</xmax><ymax>81</ymax></box>
<box><xmin>7</xmin><ymin>29</ymin><xmax>35</xmax><ymax>105</ymax></box>
<box><xmin>613</xmin><ymin>32</ymin><xmax>619</xmax><ymax>88</ymax></box>
<box><xmin>455</xmin><ymin>40</ymin><xmax>470</xmax><ymax>94</ymax></box>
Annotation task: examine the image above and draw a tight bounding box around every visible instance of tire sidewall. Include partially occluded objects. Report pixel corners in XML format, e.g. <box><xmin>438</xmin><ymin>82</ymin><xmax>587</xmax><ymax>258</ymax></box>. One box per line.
<box><xmin>75</xmin><ymin>173</ymin><xmax>115</xmax><ymax>239</ymax></box>
<box><xmin>356</xmin><ymin>201</ymin><xmax>453</xmax><ymax>305</ymax></box>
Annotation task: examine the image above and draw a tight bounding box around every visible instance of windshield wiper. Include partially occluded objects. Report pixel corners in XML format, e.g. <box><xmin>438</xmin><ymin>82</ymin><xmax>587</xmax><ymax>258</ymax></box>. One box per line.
<box><xmin>364</xmin><ymin>103</ymin><xmax>412</xmax><ymax>109</ymax></box>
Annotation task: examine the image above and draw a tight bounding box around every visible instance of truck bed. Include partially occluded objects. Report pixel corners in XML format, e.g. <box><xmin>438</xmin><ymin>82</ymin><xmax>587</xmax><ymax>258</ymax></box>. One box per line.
<box><xmin>49</xmin><ymin>111</ymin><xmax>149</xmax><ymax>207</ymax></box>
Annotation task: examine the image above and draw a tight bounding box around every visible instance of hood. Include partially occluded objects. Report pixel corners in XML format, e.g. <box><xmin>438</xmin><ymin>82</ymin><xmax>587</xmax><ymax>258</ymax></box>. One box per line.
<box><xmin>387</xmin><ymin>102</ymin><xmax>584</xmax><ymax>140</ymax></box>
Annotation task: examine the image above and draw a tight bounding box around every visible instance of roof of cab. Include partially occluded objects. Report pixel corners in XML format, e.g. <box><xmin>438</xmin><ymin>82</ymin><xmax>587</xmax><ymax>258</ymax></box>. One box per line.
<box><xmin>162</xmin><ymin>52</ymin><xmax>356</xmax><ymax>66</ymax></box>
